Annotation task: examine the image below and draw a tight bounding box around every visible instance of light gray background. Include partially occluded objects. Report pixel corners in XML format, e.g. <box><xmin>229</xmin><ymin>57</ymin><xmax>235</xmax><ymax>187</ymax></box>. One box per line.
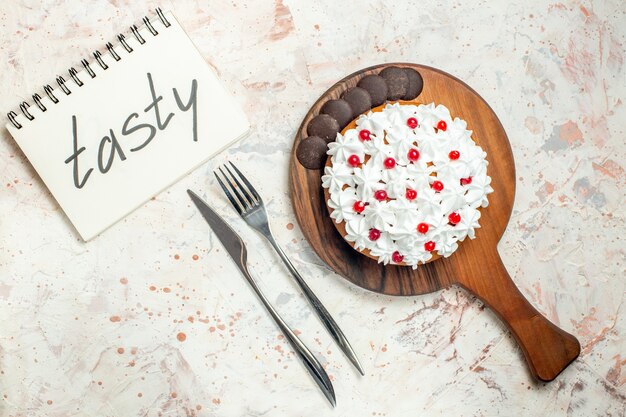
<box><xmin>0</xmin><ymin>1</ymin><xmax>624</xmax><ymax>416</ymax></box>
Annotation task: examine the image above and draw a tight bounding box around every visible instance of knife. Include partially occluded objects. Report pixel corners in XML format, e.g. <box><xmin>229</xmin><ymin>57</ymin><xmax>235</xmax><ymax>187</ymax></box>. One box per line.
<box><xmin>187</xmin><ymin>190</ymin><xmax>336</xmax><ymax>407</ymax></box>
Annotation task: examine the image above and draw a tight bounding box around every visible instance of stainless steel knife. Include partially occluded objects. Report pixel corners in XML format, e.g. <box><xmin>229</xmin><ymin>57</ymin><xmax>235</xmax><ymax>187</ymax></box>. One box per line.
<box><xmin>187</xmin><ymin>189</ymin><xmax>336</xmax><ymax>407</ymax></box>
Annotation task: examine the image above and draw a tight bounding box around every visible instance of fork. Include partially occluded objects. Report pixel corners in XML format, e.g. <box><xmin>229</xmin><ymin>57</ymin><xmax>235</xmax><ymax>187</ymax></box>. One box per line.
<box><xmin>215</xmin><ymin>162</ymin><xmax>364</xmax><ymax>375</ymax></box>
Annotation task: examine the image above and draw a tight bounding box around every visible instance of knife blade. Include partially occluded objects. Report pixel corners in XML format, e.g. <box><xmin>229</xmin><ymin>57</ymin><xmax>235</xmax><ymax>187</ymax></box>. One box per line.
<box><xmin>187</xmin><ymin>189</ymin><xmax>336</xmax><ymax>407</ymax></box>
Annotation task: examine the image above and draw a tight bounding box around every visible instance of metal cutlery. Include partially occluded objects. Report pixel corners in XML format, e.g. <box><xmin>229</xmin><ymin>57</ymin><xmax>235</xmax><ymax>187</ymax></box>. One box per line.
<box><xmin>213</xmin><ymin>162</ymin><xmax>364</xmax><ymax>376</ymax></box>
<box><xmin>187</xmin><ymin>190</ymin><xmax>336</xmax><ymax>407</ymax></box>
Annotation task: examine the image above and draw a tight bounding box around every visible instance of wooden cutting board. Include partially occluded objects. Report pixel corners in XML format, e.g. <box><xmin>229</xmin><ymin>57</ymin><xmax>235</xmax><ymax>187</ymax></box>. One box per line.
<box><xmin>289</xmin><ymin>63</ymin><xmax>580</xmax><ymax>382</ymax></box>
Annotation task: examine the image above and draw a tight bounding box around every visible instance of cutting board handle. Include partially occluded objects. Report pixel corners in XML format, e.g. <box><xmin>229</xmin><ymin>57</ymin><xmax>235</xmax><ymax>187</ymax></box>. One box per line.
<box><xmin>457</xmin><ymin>250</ymin><xmax>580</xmax><ymax>382</ymax></box>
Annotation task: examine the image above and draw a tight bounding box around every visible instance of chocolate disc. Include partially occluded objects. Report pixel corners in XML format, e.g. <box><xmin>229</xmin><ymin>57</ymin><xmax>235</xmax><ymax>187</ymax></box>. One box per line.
<box><xmin>380</xmin><ymin>66</ymin><xmax>409</xmax><ymax>101</ymax></box>
<box><xmin>320</xmin><ymin>99</ymin><xmax>353</xmax><ymax>129</ymax></box>
<box><xmin>341</xmin><ymin>87</ymin><xmax>372</xmax><ymax>118</ymax></box>
<box><xmin>357</xmin><ymin>75</ymin><xmax>388</xmax><ymax>107</ymax></box>
<box><xmin>307</xmin><ymin>114</ymin><xmax>340</xmax><ymax>143</ymax></box>
<box><xmin>402</xmin><ymin>68</ymin><xmax>424</xmax><ymax>100</ymax></box>
<box><xmin>296</xmin><ymin>136</ymin><xmax>328</xmax><ymax>170</ymax></box>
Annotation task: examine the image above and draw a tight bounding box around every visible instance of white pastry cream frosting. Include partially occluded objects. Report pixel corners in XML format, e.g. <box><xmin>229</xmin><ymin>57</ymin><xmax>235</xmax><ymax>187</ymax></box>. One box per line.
<box><xmin>322</xmin><ymin>102</ymin><xmax>493</xmax><ymax>268</ymax></box>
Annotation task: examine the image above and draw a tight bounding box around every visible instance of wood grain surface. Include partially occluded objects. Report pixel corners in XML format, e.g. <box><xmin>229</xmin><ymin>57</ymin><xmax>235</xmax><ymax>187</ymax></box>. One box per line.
<box><xmin>289</xmin><ymin>63</ymin><xmax>580</xmax><ymax>381</ymax></box>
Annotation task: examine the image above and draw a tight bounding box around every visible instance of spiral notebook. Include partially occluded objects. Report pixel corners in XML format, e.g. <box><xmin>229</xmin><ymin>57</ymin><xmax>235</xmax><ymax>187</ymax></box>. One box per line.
<box><xmin>5</xmin><ymin>9</ymin><xmax>250</xmax><ymax>241</ymax></box>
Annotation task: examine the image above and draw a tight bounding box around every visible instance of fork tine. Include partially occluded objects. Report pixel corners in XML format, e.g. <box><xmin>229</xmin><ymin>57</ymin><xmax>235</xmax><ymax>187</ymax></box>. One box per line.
<box><xmin>228</xmin><ymin>162</ymin><xmax>261</xmax><ymax>202</ymax></box>
<box><xmin>224</xmin><ymin>163</ymin><xmax>256</xmax><ymax>206</ymax></box>
<box><xmin>219</xmin><ymin>167</ymin><xmax>251</xmax><ymax>211</ymax></box>
<box><xmin>214</xmin><ymin>170</ymin><xmax>244</xmax><ymax>215</ymax></box>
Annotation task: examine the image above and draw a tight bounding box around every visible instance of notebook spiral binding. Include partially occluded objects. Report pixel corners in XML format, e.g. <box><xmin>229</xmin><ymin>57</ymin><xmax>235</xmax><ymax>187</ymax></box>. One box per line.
<box><xmin>7</xmin><ymin>8</ymin><xmax>171</xmax><ymax>130</ymax></box>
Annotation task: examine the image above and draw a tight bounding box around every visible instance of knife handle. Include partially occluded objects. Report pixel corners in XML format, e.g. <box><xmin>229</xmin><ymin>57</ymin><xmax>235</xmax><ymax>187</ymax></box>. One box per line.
<box><xmin>240</xmin><ymin>265</ymin><xmax>336</xmax><ymax>407</ymax></box>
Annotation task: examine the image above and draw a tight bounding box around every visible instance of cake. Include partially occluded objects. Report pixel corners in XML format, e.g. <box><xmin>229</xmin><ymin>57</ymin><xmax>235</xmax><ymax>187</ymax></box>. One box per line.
<box><xmin>321</xmin><ymin>102</ymin><xmax>493</xmax><ymax>268</ymax></box>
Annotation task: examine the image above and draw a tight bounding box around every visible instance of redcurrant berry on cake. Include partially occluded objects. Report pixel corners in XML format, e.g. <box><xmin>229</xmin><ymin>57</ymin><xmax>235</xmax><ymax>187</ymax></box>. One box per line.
<box><xmin>424</xmin><ymin>241</ymin><xmax>436</xmax><ymax>252</ymax></box>
<box><xmin>417</xmin><ymin>223</ymin><xmax>429</xmax><ymax>234</ymax></box>
<box><xmin>374</xmin><ymin>190</ymin><xmax>388</xmax><ymax>201</ymax></box>
<box><xmin>448</xmin><ymin>212</ymin><xmax>461</xmax><ymax>225</ymax></box>
<box><xmin>407</xmin><ymin>148</ymin><xmax>420</xmax><ymax>162</ymax></box>
<box><xmin>353</xmin><ymin>200</ymin><xmax>366</xmax><ymax>213</ymax></box>
<box><xmin>431</xmin><ymin>180</ymin><xmax>444</xmax><ymax>192</ymax></box>
<box><xmin>359</xmin><ymin>129</ymin><xmax>371</xmax><ymax>141</ymax></box>
<box><xmin>437</xmin><ymin>120</ymin><xmax>447</xmax><ymax>131</ymax></box>
<box><xmin>383</xmin><ymin>157</ymin><xmax>396</xmax><ymax>169</ymax></box>
<box><xmin>392</xmin><ymin>251</ymin><xmax>404</xmax><ymax>263</ymax></box>
<box><xmin>406</xmin><ymin>117</ymin><xmax>418</xmax><ymax>129</ymax></box>
<box><xmin>368</xmin><ymin>228</ymin><xmax>381</xmax><ymax>241</ymax></box>
<box><xmin>347</xmin><ymin>154</ymin><xmax>361</xmax><ymax>167</ymax></box>
<box><xmin>449</xmin><ymin>150</ymin><xmax>460</xmax><ymax>160</ymax></box>
<box><xmin>405</xmin><ymin>189</ymin><xmax>417</xmax><ymax>200</ymax></box>
<box><xmin>460</xmin><ymin>177</ymin><xmax>472</xmax><ymax>186</ymax></box>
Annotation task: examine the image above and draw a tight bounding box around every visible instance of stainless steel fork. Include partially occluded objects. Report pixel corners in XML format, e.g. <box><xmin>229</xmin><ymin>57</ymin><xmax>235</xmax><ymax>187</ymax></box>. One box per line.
<box><xmin>214</xmin><ymin>162</ymin><xmax>364</xmax><ymax>375</ymax></box>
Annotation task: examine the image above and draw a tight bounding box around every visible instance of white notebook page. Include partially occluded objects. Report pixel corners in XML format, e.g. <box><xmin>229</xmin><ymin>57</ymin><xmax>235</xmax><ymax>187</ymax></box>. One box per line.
<box><xmin>6</xmin><ymin>11</ymin><xmax>250</xmax><ymax>240</ymax></box>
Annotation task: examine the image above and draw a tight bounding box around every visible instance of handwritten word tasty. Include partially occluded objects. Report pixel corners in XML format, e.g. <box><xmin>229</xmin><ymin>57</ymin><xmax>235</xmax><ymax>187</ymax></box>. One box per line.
<box><xmin>65</xmin><ymin>72</ymin><xmax>198</xmax><ymax>189</ymax></box>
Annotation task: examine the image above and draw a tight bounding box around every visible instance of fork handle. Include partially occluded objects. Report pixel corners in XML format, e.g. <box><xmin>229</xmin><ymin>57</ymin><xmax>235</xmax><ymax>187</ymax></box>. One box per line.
<box><xmin>266</xmin><ymin>236</ymin><xmax>365</xmax><ymax>375</ymax></box>
<box><xmin>241</xmin><ymin>265</ymin><xmax>336</xmax><ymax>406</ymax></box>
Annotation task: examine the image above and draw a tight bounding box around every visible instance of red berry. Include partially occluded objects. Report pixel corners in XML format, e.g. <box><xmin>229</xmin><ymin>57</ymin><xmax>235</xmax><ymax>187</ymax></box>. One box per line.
<box><xmin>368</xmin><ymin>228</ymin><xmax>381</xmax><ymax>241</ymax></box>
<box><xmin>392</xmin><ymin>251</ymin><xmax>404</xmax><ymax>263</ymax></box>
<box><xmin>417</xmin><ymin>223</ymin><xmax>429</xmax><ymax>234</ymax></box>
<box><xmin>407</xmin><ymin>148</ymin><xmax>420</xmax><ymax>162</ymax></box>
<box><xmin>449</xmin><ymin>150</ymin><xmax>460</xmax><ymax>160</ymax></box>
<box><xmin>359</xmin><ymin>129</ymin><xmax>371</xmax><ymax>141</ymax></box>
<box><xmin>353</xmin><ymin>201</ymin><xmax>366</xmax><ymax>213</ymax></box>
<box><xmin>407</xmin><ymin>117</ymin><xmax>418</xmax><ymax>129</ymax></box>
<box><xmin>347</xmin><ymin>154</ymin><xmax>361</xmax><ymax>167</ymax></box>
<box><xmin>374</xmin><ymin>190</ymin><xmax>388</xmax><ymax>201</ymax></box>
<box><xmin>448</xmin><ymin>212</ymin><xmax>461</xmax><ymax>225</ymax></box>
<box><xmin>431</xmin><ymin>180</ymin><xmax>444</xmax><ymax>192</ymax></box>
<box><xmin>405</xmin><ymin>189</ymin><xmax>417</xmax><ymax>200</ymax></box>
<box><xmin>460</xmin><ymin>177</ymin><xmax>472</xmax><ymax>186</ymax></box>
<box><xmin>437</xmin><ymin>120</ymin><xmax>447</xmax><ymax>131</ymax></box>
<box><xmin>424</xmin><ymin>241</ymin><xmax>436</xmax><ymax>252</ymax></box>
<box><xmin>383</xmin><ymin>157</ymin><xmax>396</xmax><ymax>169</ymax></box>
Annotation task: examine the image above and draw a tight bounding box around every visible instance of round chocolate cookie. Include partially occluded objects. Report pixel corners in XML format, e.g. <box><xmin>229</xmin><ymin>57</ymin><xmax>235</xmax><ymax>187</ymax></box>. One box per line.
<box><xmin>296</xmin><ymin>136</ymin><xmax>328</xmax><ymax>170</ymax></box>
<box><xmin>341</xmin><ymin>87</ymin><xmax>372</xmax><ymax>118</ymax></box>
<box><xmin>402</xmin><ymin>68</ymin><xmax>424</xmax><ymax>100</ymax></box>
<box><xmin>307</xmin><ymin>114</ymin><xmax>340</xmax><ymax>143</ymax></box>
<box><xmin>357</xmin><ymin>75</ymin><xmax>388</xmax><ymax>106</ymax></box>
<box><xmin>379</xmin><ymin>66</ymin><xmax>409</xmax><ymax>101</ymax></box>
<box><xmin>320</xmin><ymin>99</ymin><xmax>353</xmax><ymax>129</ymax></box>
